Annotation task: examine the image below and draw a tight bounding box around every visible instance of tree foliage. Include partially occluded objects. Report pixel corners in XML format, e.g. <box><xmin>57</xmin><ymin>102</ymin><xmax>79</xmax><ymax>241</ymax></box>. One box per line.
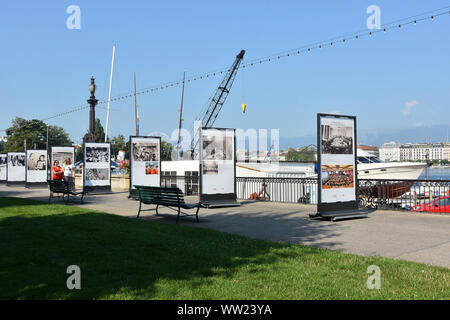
<box><xmin>161</xmin><ymin>140</ymin><xmax>174</xmax><ymax>161</ymax></box>
<box><xmin>111</xmin><ymin>134</ymin><xmax>127</xmax><ymax>159</ymax></box>
<box><xmin>4</xmin><ymin>117</ymin><xmax>72</xmax><ymax>152</ymax></box>
<box><xmin>285</xmin><ymin>146</ymin><xmax>316</xmax><ymax>162</ymax></box>
<box><xmin>95</xmin><ymin>118</ymin><xmax>105</xmax><ymax>143</ymax></box>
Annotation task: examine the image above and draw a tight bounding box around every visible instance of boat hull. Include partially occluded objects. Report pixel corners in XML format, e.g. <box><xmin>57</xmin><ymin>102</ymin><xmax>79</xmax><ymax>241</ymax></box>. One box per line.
<box><xmin>357</xmin><ymin>162</ymin><xmax>427</xmax><ymax>180</ymax></box>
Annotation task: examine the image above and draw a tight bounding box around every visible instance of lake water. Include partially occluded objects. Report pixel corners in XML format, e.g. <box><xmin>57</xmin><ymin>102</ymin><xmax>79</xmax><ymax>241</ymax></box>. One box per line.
<box><xmin>419</xmin><ymin>167</ymin><xmax>450</xmax><ymax>180</ymax></box>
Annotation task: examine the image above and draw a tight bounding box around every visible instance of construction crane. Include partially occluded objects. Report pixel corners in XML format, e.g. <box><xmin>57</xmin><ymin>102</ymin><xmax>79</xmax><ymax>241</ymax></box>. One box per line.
<box><xmin>191</xmin><ymin>49</ymin><xmax>245</xmax><ymax>157</ymax></box>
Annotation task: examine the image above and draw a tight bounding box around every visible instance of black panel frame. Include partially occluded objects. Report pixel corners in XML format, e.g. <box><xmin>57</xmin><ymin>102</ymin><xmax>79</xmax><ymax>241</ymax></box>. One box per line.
<box><xmin>25</xmin><ymin>149</ymin><xmax>48</xmax><ymax>188</ymax></box>
<box><xmin>83</xmin><ymin>142</ymin><xmax>112</xmax><ymax>193</ymax></box>
<box><xmin>0</xmin><ymin>154</ymin><xmax>7</xmax><ymax>184</ymax></box>
<box><xmin>6</xmin><ymin>152</ymin><xmax>26</xmax><ymax>186</ymax></box>
<box><xmin>129</xmin><ymin>136</ymin><xmax>162</xmax><ymax>198</ymax></box>
<box><xmin>199</xmin><ymin>127</ymin><xmax>237</xmax><ymax>206</ymax></box>
<box><xmin>317</xmin><ymin>113</ymin><xmax>359</xmax><ymax>214</ymax></box>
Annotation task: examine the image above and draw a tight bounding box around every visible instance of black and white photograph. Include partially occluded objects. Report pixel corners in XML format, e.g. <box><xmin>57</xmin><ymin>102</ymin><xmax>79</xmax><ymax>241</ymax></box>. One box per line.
<box><xmin>203</xmin><ymin>161</ymin><xmax>218</xmax><ymax>175</ymax></box>
<box><xmin>0</xmin><ymin>155</ymin><xmax>6</xmax><ymax>180</ymax></box>
<box><xmin>132</xmin><ymin>143</ymin><xmax>158</xmax><ymax>162</ymax></box>
<box><xmin>8</xmin><ymin>154</ymin><xmax>25</xmax><ymax>167</ymax></box>
<box><xmin>202</xmin><ymin>135</ymin><xmax>233</xmax><ymax>161</ymax></box>
<box><xmin>86</xmin><ymin>147</ymin><xmax>109</xmax><ymax>163</ymax></box>
<box><xmin>27</xmin><ymin>152</ymin><xmax>46</xmax><ymax>171</ymax></box>
<box><xmin>321</xmin><ymin>124</ymin><xmax>353</xmax><ymax>155</ymax></box>
<box><xmin>52</xmin><ymin>151</ymin><xmax>73</xmax><ymax>165</ymax></box>
<box><xmin>85</xmin><ymin>168</ymin><xmax>109</xmax><ymax>181</ymax></box>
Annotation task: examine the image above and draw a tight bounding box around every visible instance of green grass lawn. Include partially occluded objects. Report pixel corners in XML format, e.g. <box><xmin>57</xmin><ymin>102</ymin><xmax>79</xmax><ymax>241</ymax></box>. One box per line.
<box><xmin>0</xmin><ymin>197</ymin><xmax>448</xmax><ymax>300</ymax></box>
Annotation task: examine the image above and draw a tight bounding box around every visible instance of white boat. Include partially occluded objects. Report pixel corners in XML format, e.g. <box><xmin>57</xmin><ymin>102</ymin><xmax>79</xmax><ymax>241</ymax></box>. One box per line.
<box><xmin>234</xmin><ymin>147</ymin><xmax>428</xmax><ymax>180</ymax></box>
<box><xmin>356</xmin><ymin>147</ymin><xmax>427</xmax><ymax>180</ymax></box>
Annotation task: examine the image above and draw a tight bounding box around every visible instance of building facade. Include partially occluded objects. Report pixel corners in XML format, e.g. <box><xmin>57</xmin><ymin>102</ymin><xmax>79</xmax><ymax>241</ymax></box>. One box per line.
<box><xmin>379</xmin><ymin>142</ymin><xmax>401</xmax><ymax>162</ymax></box>
<box><xmin>380</xmin><ymin>142</ymin><xmax>450</xmax><ymax>162</ymax></box>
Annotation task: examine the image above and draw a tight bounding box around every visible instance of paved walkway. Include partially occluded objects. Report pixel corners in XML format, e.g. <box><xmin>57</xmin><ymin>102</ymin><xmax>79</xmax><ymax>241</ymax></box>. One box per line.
<box><xmin>1</xmin><ymin>185</ymin><xmax>449</xmax><ymax>268</ymax></box>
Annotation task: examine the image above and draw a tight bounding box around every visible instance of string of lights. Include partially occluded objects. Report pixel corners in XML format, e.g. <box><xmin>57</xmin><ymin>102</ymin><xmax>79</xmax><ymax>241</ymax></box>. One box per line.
<box><xmin>3</xmin><ymin>5</ymin><xmax>450</xmax><ymax>131</ymax></box>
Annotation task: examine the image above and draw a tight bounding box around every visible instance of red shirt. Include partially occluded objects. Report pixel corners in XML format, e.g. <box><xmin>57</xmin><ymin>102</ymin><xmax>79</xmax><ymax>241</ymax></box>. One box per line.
<box><xmin>52</xmin><ymin>166</ymin><xmax>63</xmax><ymax>180</ymax></box>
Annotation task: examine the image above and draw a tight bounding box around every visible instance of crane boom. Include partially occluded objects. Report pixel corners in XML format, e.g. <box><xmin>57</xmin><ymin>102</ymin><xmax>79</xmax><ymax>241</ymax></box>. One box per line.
<box><xmin>192</xmin><ymin>49</ymin><xmax>245</xmax><ymax>157</ymax></box>
<box><xmin>201</xmin><ymin>50</ymin><xmax>245</xmax><ymax>127</ymax></box>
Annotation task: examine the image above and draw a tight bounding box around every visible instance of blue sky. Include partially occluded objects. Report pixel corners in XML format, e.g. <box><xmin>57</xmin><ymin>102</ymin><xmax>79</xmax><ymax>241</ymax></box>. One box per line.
<box><xmin>0</xmin><ymin>0</ymin><xmax>449</xmax><ymax>146</ymax></box>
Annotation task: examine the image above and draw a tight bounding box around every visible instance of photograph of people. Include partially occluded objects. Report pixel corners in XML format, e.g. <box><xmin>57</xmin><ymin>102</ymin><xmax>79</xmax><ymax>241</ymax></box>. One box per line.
<box><xmin>86</xmin><ymin>168</ymin><xmax>109</xmax><ymax>181</ymax></box>
<box><xmin>321</xmin><ymin>165</ymin><xmax>354</xmax><ymax>189</ymax></box>
<box><xmin>85</xmin><ymin>147</ymin><xmax>109</xmax><ymax>163</ymax></box>
<box><xmin>321</xmin><ymin>124</ymin><xmax>353</xmax><ymax>155</ymax></box>
<box><xmin>9</xmin><ymin>154</ymin><xmax>26</xmax><ymax>167</ymax></box>
<box><xmin>203</xmin><ymin>161</ymin><xmax>219</xmax><ymax>175</ymax></box>
<box><xmin>133</xmin><ymin>143</ymin><xmax>158</xmax><ymax>162</ymax></box>
<box><xmin>27</xmin><ymin>152</ymin><xmax>46</xmax><ymax>171</ymax></box>
<box><xmin>0</xmin><ymin>155</ymin><xmax>7</xmax><ymax>166</ymax></box>
<box><xmin>202</xmin><ymin>135</ymin><xmax>232</xmax><ymax>161</ymax></box>
<box><xmin>145</xmin><ymin>162</ymin><xmax>159</xmax><ymax>175</ymax></box>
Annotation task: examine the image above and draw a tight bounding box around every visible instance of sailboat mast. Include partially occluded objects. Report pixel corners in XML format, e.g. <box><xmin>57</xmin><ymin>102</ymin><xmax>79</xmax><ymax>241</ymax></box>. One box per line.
<box><xmin>104</xmin><ymin>43</ymin><xmax>116</xmax><ymax>142</ymax></box>
<box><xmin>176</xmin><ymin>72</ymin><xmax>186</xmax><ymax>159</ymax></box>
<box><xmin>134</xmin><ymin>72</ymin><xmax>138</xmax><ymax>136</ymax></box>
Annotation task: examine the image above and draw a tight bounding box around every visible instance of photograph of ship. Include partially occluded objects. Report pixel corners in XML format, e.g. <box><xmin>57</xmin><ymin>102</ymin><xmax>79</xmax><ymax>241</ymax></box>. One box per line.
<box><xmin>9</xmin><ymin>154</ymin><xmax>25</xmax><ymax>167</ymax></box>
<box><xmin>52</xmin><ymin>152</ymin><xmax>73</xmax><ymax>165</ymax></box>
<box><xmin>27</xmin><ymin>152</ymin><xmax>46</xmax><ymax>170</ymax></box>
<box><xmin>321</xmin><ymin>165</ymin><xmax>354</xmax><ymax>189</ymax></box>
<box><xmin>86</xmin><ymin>168</ymin><xmax>109</xmax><ymax>181</ymax></box>
<box><xmin>133</xmin><ymin>143</ymin><xmax>158</xmax><ymax>162</ymax></box>
<box><xmin>86</xmin><ymin>147</ymin><xmax>109</xmax><ymax>163</ymax></box>
<box><xmin>321</xmin><ymin>124</ymin><xmax>353</xmax><ymax>154</ymax></box>
<box><xmin>203</xmin><ymin>161</ymin><xmax>218</xmax><ymax>175</ymax></box>
<box><xmin>203</xmin><ymin>135</ymin><xmax>233</xmax><ymax>160</ymax></box>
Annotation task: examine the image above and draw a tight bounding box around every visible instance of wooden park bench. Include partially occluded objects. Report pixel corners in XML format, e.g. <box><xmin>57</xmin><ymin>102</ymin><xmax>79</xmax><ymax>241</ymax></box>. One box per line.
<box><xmin>134</xmin><ymin>185</ymin><xmax>201</xmax><ymax>223</ymax></box>
<box><xmin>47</xmin><ymin>179</ymin><xmax>85</xmax><ymax>204</ymax></box>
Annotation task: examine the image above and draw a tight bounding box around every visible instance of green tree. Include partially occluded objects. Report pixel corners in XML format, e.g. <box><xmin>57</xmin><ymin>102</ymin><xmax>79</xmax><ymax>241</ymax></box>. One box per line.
<box><xmin>75</xmin><ymin>143</ymin><xmax>84</xmax><ymax>162</ymax></box>
<box><xmin>95</xmin><ymin>118</ymin><xmax>105</xmax><ymax>143</ymax></box>
<box><xmin>161</xmin><ymin>140</ymin><xmax>174</xmax><ymax>161</ymax></box>
<box><xmin>4</xmin><ymin>117</ymin><xmax>72</xmax><ymax>152</ymax></box>
<box><xmin>285</xmin><ymin>146</ymin><xmax>316</xmax><ymax>162</ymax></box>
<box><xmin>111</xmin><ymin>134</ymin><xmax>128</xmax><ymax>159</ymax></box>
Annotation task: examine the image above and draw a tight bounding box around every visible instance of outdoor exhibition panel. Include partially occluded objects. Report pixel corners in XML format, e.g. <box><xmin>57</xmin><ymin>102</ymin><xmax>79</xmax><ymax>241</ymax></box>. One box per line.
<box><xmin>0</xmin><ymin>154</ymin><xmax>6</xmax><ymax>183</ymax></box>
<box><xmin>6</xmin><ymin>152</ymin><xmax>26</xmax><ymax>185</ymax></box>
<box><xmin>200</xmin><ymin>127</ymin><xmax>237</xmax><ymax>206</ymax></box>
<box><xmin>83</xmin><ymin>142</ymin><xmax>111</xmax><ymax>192</ymax></box>
<box><xmin>51</xmin><ymin>146</ymin><xmax>75</xmax><ymax>169</ymax></box>
<box><xmin>317</xmin><ymin>113</ymin><xmax>360</xmax><ymax>218</ymax></box>
<box><xmin>129</xmin><ymin>136</ymin><xmax>161</xmax><ymax>197</ymax></box>
<box><xmin>25</xmin><ymin>149</ymin><xmax>48</xmax><ymax>187</ymax></box>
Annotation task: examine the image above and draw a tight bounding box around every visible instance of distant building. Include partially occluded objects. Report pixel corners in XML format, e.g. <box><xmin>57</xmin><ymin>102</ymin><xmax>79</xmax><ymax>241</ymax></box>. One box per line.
<box><xmin>379</xmin><ymin>141</ymin><xmax>450</xmax><ymax>162</ymax></box>
<box><xmin>0</xmin><ymin>136</ymin><xmax>7</xmax><ymax>143</ymax></box>
<box><xmin>400</xmin><ymin>143</ymin><xmax>450</xmax><ymax>162</ymax></box>
<box><xmin>379</xmin><ymin>142</ymin><xmax>401</xmax><ymax>162</ymax></box>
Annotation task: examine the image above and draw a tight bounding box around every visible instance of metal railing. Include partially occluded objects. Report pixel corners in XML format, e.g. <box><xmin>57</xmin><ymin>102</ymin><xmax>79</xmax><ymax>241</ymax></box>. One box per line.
<box><xmin>161</xmin><ymin>175</ymin><xmax>450</xmax><ymax>214</ymax></box>
<box><xmin>161</xmin><ymin>175</ymin><xmax>199</xmax><ymax>196</ymax></box>
<box><xmin>236</xmin><ymin>177</ymin><xmax>318</xmax><ymax>204</ymax></box>
<box><xmin>358</xmin><ymin>179</ymin><xmax>450</xmax><ymax>213</ymax></box>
